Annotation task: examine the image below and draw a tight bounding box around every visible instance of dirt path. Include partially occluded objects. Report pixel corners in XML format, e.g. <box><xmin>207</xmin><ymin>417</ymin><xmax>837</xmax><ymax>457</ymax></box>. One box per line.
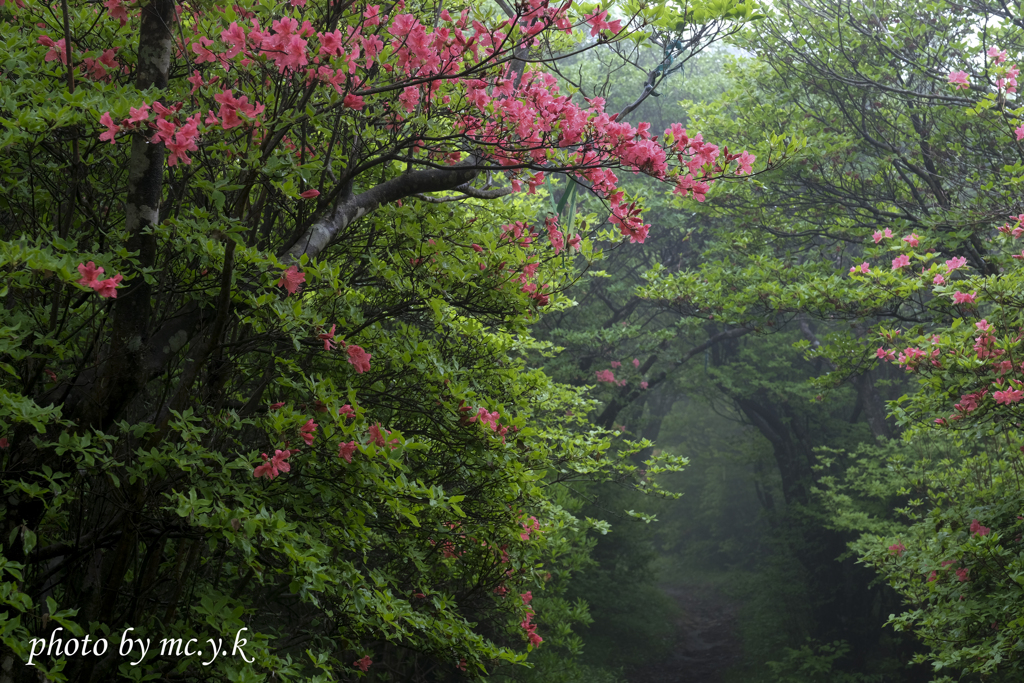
<box><xmin>624</xmin><ymin>585</ymin><xmax>742</xmax><ymax>683</ymax></box>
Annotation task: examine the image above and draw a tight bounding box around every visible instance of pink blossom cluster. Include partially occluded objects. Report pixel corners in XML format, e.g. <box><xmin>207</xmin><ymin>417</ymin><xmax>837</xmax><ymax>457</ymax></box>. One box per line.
<box><xmin>368</xmin><ymin>422</ymin><xmax>398</xmax><ymax>448</ymax></box>
<box><xmin>595</xmin><ymin>369</ymin><xmax>626</xmax><ymax>386</ymax></box>
<box><xmin>254</xmin><ymin>448</ymin><xmax>294</xmax><ymax>479</ymax></box>
<box><xmin>86</xmin><ymin>0</ymin><xmax>752</xmax><ymax>241</ymax></box>
<box><xmin>519</xmin><ymin>516</ymin><xmax>540</xmax><ymax>541</ymax></box>
<box><xmin>519</xmin><ymin>592</ymin><xmax>543</xmax><ymax>647</ymax></box>
<box><xmin>895</xmin><ymin>346</ymin><xmax>939</xmax><ymax>371</ymax></box>
<box><xmin>460</xmin><ymin>404</ymin><xmax>510</xmax><ymax>441</ymax></box>
<box><xmin>970</xmin><ymin>519</ymin><xmax>992</xmax><ymax>536</ymax></box>
<box><xmin>299</xmin><ymin>419</ymin><xmax>318</xmax><ymax>445</ymax></box>
<box><xmin>993</xmin><ymin>382</ymin><xmax>1024</xmax><ymax>405</ymax></box>
<box><xmin>76</xmin><ymin>261</ymin><xmax>123</xmax><ymax>298</ymax></box>
<box><xmin>337</xmin><ymin>441</ymin><xmax>358</xmax><ymax>463</ymax></box>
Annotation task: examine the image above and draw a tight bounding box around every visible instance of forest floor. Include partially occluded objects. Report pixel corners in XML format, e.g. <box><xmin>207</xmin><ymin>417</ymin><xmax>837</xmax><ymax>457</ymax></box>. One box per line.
<box><xmin>624</xmin><ymin>584</ymin><xmax>743</xmax><ymax>683</ymax></box>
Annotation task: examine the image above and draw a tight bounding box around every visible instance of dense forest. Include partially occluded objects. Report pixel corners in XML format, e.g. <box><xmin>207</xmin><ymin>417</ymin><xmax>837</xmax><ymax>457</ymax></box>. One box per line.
<box><xmin>2</xmin><ymin>0</ymin><xmax>1024</xmax><ymax>681</ymax></box>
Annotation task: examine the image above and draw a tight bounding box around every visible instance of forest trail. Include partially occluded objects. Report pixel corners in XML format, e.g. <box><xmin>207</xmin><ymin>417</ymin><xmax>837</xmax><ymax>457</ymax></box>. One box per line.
<box><xmin>624</xmin><ymin>585</ymin><xmax>742</xmax><ymax>683</ymax></box>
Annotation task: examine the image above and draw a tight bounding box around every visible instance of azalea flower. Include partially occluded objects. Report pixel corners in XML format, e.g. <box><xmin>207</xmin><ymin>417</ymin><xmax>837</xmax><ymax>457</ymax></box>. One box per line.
<box><xmin>253</xmin><ymin>449</ymin><xmax>292</xmax><ymax>480</ymax></box>
<box><xmin>948</xmin><ymin>70</ymin><xmax>970</xmax><ymax>89</ymax></box>
<box><xmin>338</xmin><ymin>441</ymin><xmax>358</xmax><ymax>463</ymax></box>
<box><xmin>970</xmin><ymin>519</ymin><xmax>991</xmax><ymax>536</ymax></box>
<box><xmin>277</xmin><ymin>265</ymin><xmax>305</xmax><ymax>294</ymax></box>
<box><xmin>299</xmin><ymin>419</ymin><xmax>318</xmax><ymax>445</ymax></box>
<box><xmin>945</xmin><ymin>256</ymin><xmax>967</xmax><ymax>272</ymax></box>
<box><xmin>368</xmin><ymin>423</ymin><xmax>386</xmax><ymax>447</ymax></box>
<box><xmin>891</xmin><ymin>254</ymin><xmax>911</xmax><ymax>270</ymax></box>
<box><xmin>318</xmin><ymin>324</ymin><xmax>337</xmax><ymax>351</ymax></box>
<box><xmin>347</xmin><ymin>345</ymin><xmax>372</xmax><ymax>373</ymax></box>
<box><xmin>994</xmin><ymin>389</ymin><xmax>1022</xmax><ymax>405</ymax></box>
<box><xmin>77</xmin><ymin>262</ymin><xmax>123</xmax><ymax>297</ymax></box>
<box><xmin>953</xmin><ymin>291</ymin><xmax>976</xmax><ymax>304</ymax></box>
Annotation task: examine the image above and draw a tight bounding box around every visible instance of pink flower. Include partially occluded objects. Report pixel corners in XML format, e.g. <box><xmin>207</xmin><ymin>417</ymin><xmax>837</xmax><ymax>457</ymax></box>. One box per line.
<box><xmin>343</xmin><ymin>93</ymin><xmax>365</xmax><ymax>110</ymax></box>
<box><xmin>933</xmin><ymin>274</ymin><xmax>945</xmax><ymax>285</ymax></box>
<box><xmin>584</xmin><ymin>9</ymin><xmax>621</xmax><ymax>36</ymax></box>
<box><xmin>346</xmin><ymin>345</ymin><xmax>372</xmax><ymax>373</ymax></box>
<box><xmin>127</xmin><ymin>103</ymin><xmax>150</xmax><ymax>124</ymax></box>
<box><xmin>632</xmin><ymin>358</ymin><xmax>640</xmax><ymax>368</ymax></box>
<box><xmin>1017</xmin><ymin>125</ymin><xmax>1024</xmax><ymax>142</ymax></box>
<box><xmin>299</xmin><ymin>419</ymin><xmax>318</xmax><ymax>445</ymax></box>
<box><xmin>468</xmin><ymin>407</ymin><xmax>501</xmax><ymax>431</ymax></box>
<box><xmin>38</xmin><ymin>35</ymin><xmax>68</xmax><ymax>64</ymax></box>
<box><xmin>98</xmin><ymin>112</ymin><xmax>120</xmax><ymax>144</ymax></box>
<box><xmin>970</xmin><ymin>519</ymin><xmax>991</xmax><ymax>536</ymax></box>
<box><xmin>338</xmin><ymin>404</ymin><xmax>355</xmax><ymax>419</ymax></box>
<box><xmin>595</xmin><ymin>369</ymin><xmax>617</xmax><ymax>383</ymax></box>
<box><xmin>104</xmin><ymin>0</ymin><xmax>128</xmax><ymax>24</ymax></box>
<box><xmin>93</xmin><ymin>274</ymin><xmax>123</xmax><ymax>298</ymax></box>
<box><xmin>610</xmin><ymin>361</ymin><xmax>621</xmax><ymax>369</ymax></box>
<box><xmin>953</xmin><ymin>291</ymin><xmax>976</xmax><ymax>304</ymax></box>
<box><xmin>888</xmin><ymin>543</ymin><xmax>905</xmax><ymax>556</ymax></box>
<box><xmin>77</xmin><ymin>262</ymin><xmax>122</xmax><ymax>297</ymax></box>
<box><xmin>398</xmin><ymin>86</ymin><xmax>420</xmax><ymax>112</ymax></box>
<box><xmin>640</xmin><ymin>381</ymin><xmax>648</xmax><ymax>389</ymax></box>
<box><xmin>891</xmin><ymin>254</ymin><xmax>911</xmax><ymax>270</ymax></box>
<box><xmin>77</xmin><ymin>261</ymin><xmax>105</xmax><ymax>287</ymax></box>
<box><xmin>253</xmin><ymin>449</ymin><xmax>293</xmax><ymax>480</ymax></box>
<box><xmin>338</xmin><ymin>441</ymin><xmax>358</xmax><ymax>463</ymax></box>
<box><xmin>547</xmin><ymin>221</ymin><xmax>564</xmax><ymax>255</ymax></box>
<box><xmin>976</xmin><ymin>319</ymin><xmax>990</xmax><ymax>331</ymax></box>
<box><xmin>277</xmin><ymin>265</ymin><xmax>305</xmax><ymax>294</ymax></box>
<box><xmin>876</xmin><ymin>347</ymin><xmax>895</xmax><ymax>361</ymax></box>
<box><xmin>994</xmin><ymin>388</ymin><xmax>1023</xmax><ymax>404</ymax></box>
<box><xmin>902</xmin><ymin>233</ymin><xmax>919</xmax><ymax>247</ymax></box>
<box><xmin>735</xmin><ymin>150</ymin><xmax>755</xmax><ymax>175</ymax></box>
<box><xmin>945</xmin><ymin>256</ymin><xmax>967</xmax><ymax>272</ymax></box>
<box><xmin>318</xmin><ymin>324</ymin><xmax>336</xmax><ymax>351</ymax></box>
<box><xmin>354</xmin><ymin>656</ymin><xmax>372</xmax><ymax>672</ymax></box>
<box><xmin>368</xmin><ymin>423</ymin><xmax>386</xmax><ymax>447</ymax></box>
<box><xmin>872</xmin><ymin>231</ymin><xmax>885</xmax><ymax>243</ymax></box>
<box><xmin>955</xmin><ymin>567</ymin><xmax>969</xmax><ymax>582</ymax></box>
<box><xmin>850</xmin><ymin>262</ymin><xmax>870</xmax><ymax>275</ymax></box>
<box><xmin>299</xmin><ymin>189</ymin><xmax>320</xmax><ymax>199</ymax></box>
<box><xmin>0</xmin><ymin>437</ymin><xmax>8</xmax><ymax>448</ymax></box>
<box><xmin>948</xmin><ymin>70</ymin><xmax>970</xmax><ymax>89</ymax></box>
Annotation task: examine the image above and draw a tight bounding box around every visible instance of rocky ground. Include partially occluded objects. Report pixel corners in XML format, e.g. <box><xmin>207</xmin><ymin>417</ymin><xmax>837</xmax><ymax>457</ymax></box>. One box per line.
<box><xmin>624</xmin><ymin>584</ymin><xmax>743</xmax><ymax>683</ymax></box>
